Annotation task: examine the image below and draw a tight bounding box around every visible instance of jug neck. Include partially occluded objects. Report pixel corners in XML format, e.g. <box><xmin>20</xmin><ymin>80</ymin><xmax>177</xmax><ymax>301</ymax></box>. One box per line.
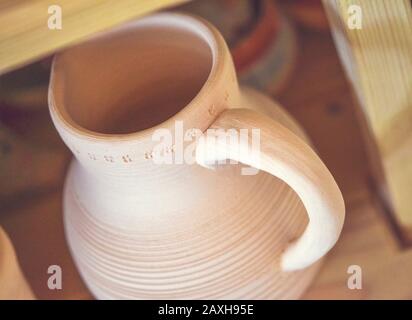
<box><xmin>49</xmin><ymin>13</ymin><xmax>241</xmax><ymax>177</ymax></box>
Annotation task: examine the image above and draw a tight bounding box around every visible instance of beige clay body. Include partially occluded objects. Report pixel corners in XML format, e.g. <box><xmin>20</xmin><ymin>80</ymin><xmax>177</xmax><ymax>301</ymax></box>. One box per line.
<box><xmin>49</xmin><ymin>13</ymin><xmax>344</xmax><ymax>299</ymax></box>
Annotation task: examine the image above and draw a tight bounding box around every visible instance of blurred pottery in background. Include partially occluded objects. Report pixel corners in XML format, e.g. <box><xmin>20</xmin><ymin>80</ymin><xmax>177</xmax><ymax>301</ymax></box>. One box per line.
<box><xmin>0</xmin><ymin>226</ymin><xmax>34</xmax><ymax>299</ymax></box>
<box><xmin>49</xmin><ymin>13</ymin><xmax>344</xmax><ymax>299</ymax></box>
<box><xmin>178</xmin><ymin>0</ymin><xmax>297</xmax><ymax>94</ymax></box>
<box><xmin>0</xmin><ymin>58</ymin><xmax>51</xmax><ymax>112</ymax></box>
<box><xmin>0</xmin><ymin>56</ymin><xmax>70</xmax><ymax>205</ymax></box>
<box><xmin>283</xmin><ymin>0</ymin><xmax>330</xmax><ymax>31</ymax></box>
<box><xmin>0</xmin><ymin>121</ymin><xmax>69</xmax><ymax>204</ymax></box>
<box><xmin>178</xmin><ymin>0</ymin><xmax>254</xmax><ymax>42</ymax></box>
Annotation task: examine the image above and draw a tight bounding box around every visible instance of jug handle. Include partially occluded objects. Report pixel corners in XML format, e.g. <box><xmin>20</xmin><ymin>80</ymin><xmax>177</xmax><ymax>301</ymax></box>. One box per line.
<box><xmin>196</xmin><ymin>108</ymin><xmax>345</xmax><ymax>271</ymax></box>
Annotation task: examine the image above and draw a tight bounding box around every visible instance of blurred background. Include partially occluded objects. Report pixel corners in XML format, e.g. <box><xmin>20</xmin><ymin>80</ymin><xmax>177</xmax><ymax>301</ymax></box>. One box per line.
<box><xmin>0</xmin><ymin>0</ymin><xmax>411</xmax><ymax>299</ymax></box>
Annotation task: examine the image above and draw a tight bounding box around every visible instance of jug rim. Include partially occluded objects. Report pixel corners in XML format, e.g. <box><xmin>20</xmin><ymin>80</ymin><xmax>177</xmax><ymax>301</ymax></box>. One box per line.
<box><xmin>48</xmin><ymin>12</ymin><xmax>232</xmax><ymax>143</ymax></box>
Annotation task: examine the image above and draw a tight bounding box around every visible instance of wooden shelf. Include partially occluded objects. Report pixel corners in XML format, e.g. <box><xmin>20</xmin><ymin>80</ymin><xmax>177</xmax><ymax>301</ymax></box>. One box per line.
<box><xmin>0</xmin><ymin>0</ymin><xmax>187</xmax><ymax>74</ymax></box>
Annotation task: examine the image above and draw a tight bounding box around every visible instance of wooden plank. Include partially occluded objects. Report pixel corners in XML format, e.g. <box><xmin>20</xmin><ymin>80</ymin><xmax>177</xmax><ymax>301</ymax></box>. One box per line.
<box><xmin>322</xmin><ymin>0</ymin><xmax>412</xmax><ymax>241</ymax></box>
<box><xmin>0</xmin><ymin>0</ymin><xmax>188</xmax><ymax>74</ymax></box>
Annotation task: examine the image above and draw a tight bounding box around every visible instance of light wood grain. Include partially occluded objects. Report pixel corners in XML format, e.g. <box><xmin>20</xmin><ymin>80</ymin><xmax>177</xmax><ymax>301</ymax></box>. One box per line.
<box><xmin>0</xmin><ymin>0</ymin><xmax>188</xmax><ymax>74</ymax></box>
<box><xmin>322</xmin><ymin>0</ymin><xmax>412</xmax><ymax>241</ymax></box>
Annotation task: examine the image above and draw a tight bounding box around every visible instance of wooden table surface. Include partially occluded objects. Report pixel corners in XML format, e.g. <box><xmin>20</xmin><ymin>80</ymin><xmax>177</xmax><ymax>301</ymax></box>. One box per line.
<box><xmin>1</xmin><ymin>25</ymin><xmax>411</xmax><ymax>299</ymax></box>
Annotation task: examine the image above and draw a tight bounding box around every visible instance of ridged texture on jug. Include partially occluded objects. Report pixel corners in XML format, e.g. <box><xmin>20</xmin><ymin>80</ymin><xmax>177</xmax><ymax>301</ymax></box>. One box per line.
<box><xmin>60</xmin><ymin>87</ymin><xmax>323</xmax><ymax>299</ymax></box>
<box><xmin>48</xmin><ymin>13</ymin><xmax>333</xmax><ymax>299</ymax></box>
<box><xmin>64</xmin><ymin>161</ymin><xmax>322</xmax><ymax>299</ymax></box>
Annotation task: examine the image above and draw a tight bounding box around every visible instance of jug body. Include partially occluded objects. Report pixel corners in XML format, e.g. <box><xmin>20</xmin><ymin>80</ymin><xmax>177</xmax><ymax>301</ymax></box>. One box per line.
<box><xmin>49</xmin><ymin>13</ymin><xmax>343</xmax><ymax>299</ymax></box>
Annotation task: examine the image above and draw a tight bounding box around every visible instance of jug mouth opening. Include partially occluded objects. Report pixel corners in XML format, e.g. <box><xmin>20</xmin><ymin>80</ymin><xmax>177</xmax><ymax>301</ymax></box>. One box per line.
<box><xmin>49</xmin><ymin>13</ymin><xmax>226</xmax><ymax>142</ymax></box>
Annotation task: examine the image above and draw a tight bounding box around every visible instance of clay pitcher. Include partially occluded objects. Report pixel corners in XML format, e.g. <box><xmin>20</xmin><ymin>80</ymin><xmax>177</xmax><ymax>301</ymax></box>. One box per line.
<box><xmin>48</xmin><ymin>13</ymin><xmax>345</xmax><ymax>299</ymax></box>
